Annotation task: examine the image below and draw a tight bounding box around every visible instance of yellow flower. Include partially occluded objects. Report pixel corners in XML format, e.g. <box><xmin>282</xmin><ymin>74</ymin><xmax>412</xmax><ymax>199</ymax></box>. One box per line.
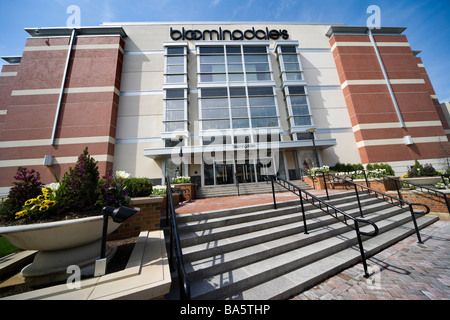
<box><xmin>25</xmin><ymin>199</ymin><xmax>36</xmax><ymax>206</ymax></box>
<box><xmin>39</xmin><ymin>205</ymin><xmax>49</xmax><ymax>212</ymax></box>
<box><xmin>15</xmin><ymin>210</ymin><xmax>28</xmax><ymax>220</ymax></box>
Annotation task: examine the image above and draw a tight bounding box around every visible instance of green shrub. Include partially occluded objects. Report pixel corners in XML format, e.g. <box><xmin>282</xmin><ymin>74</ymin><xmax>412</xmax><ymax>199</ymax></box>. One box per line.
<box><xmin>407</xmin><ymin>160</ymin><xmax>423</xmax><ymax>178</ymax></box>
<box><xmin>61</xmin><ymin>147</ymin><xmax>100</xmax><ymax>211</ymax></box>
<box><xmin>123</xmin><ymin>178</ymin><xmax>153</xmax><ymax>198</ymax></box>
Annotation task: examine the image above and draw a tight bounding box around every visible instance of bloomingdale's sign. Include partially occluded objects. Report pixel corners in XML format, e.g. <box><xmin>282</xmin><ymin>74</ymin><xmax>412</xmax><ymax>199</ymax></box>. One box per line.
<box><xmin>170</xmin><ymin>27</ymin><xmax>289</xmax><ymax>41</ymax></box>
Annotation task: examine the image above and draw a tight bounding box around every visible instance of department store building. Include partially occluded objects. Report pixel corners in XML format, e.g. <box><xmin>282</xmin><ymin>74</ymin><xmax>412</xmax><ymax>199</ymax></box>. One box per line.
<box><xmin>0</xmin><ymin>22</ymin><xmax>448</xmax><ymax>193</ymax></box>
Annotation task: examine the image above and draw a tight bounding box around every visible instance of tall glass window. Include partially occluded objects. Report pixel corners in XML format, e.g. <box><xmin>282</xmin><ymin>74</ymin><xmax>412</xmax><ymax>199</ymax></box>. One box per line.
<box><xmin>163</xmin><ymin>45</ymin><xmax>188</xmax><ymax>136</ymax></box>
<box><xmin>199</xmin><ymin>86</ymin><xmax>279</xmax><ymax>132</ymax></box>
<box><xmin>284</xmin><ymin>86</ymin><xmax>313</xmax><ymax>130</ymax></box>
<box><xmin>277</xmin><ymin>45</ymin><xmax>303</xmax><ymax>82</ymax></box>
<box><xmin>198</xmin><ymin>44</ymin><xmax>273</xmax><ymax>84</ymax></box>
<box><xmin>165</xmin><ymin>46</ymin><xmax>187</xmax><ymax>84</ymax></box>
<box><xmin>164</xmin><ymin>89</ymin><xmax>188</xmax><ymax>133</ymax></box>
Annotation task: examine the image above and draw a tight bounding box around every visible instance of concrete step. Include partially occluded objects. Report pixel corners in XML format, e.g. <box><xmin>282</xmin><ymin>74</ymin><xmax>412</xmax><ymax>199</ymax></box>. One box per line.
<box><xmin>165</xmin><ymin>192</ymin><xmax>439</xmax><ymax>300</ymax></box>
<box><xmin>195</xmin><ymin>180</ymin><xmax>312</xmax><ymax>199</ymax></box>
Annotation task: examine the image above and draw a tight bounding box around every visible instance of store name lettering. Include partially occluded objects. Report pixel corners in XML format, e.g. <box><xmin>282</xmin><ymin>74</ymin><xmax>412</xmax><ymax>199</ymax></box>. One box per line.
<box><xmin>170</xmin><ymin>27</ymin><xmax>289</xmax><ymax>41</ymax></box>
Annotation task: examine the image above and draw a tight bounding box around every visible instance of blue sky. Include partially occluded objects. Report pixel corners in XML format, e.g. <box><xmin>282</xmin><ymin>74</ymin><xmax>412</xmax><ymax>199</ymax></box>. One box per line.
<box><xmin>0</xmin><ymin>0</ymin><xmax>449</xmax><ymax>101</ymax></box>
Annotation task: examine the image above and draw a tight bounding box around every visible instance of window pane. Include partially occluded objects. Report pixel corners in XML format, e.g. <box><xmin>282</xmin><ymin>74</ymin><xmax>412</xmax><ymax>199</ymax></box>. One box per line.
<box><xmin>289</xmin><ymin>86</ymin><xmax>306</xmax><ymax>95</ymax></box>
<box><xmin>165</xmin><ymin>122</ymin><xmax>185</xmax><ymax>132</ymax></box>
<box><xmin>167</xmin><ymin>65</ymin><xmax>185</xmax><ymax>74</ymax></box>
<box><xmin>166</xmin><ymin>89</ymin><xmax>185</xmax><ymax>99</ymax></box>
<box><xmin>282</xmin><ymin>55</ymin><xmax>299</xmax><ymax>63</ymax></box>
<box><xmin>200</xmin><ymin>55</ymin><xmax>225</xmax><ymax>64</ymax></box>
<box><xmin>245</xmin><ymin>63</ymin><xmax>270</xmax><ymax>72</ymax></box>
<box><xmin>200</xmin><ymin>46</ymin><xmax>224</xmax><ymax>54</ymax></box>
<box><xmin>202</xmin><ymin>108</ymin><xmax>229</xmax><ymax>119</ymax></box>
<box><xmin>290</xmin><ymin>95</ymin><xmax>308</xmax><ymax>105</ymax></box>
<box><xmin>226</xmin><ymin>46</ymin><xmax>241</xmax><ymax>54</ymax></box>
<box><xmin>245</xmin><ymin>55</ymin><xmax>268</xmax><ymax>63</ymax></box>
<box><xmin>248</xmin><ymin>87</ymin><xmax>273</xmax><ymax>96</ymax></box>
<box><xmin>167</xmin><ymin>56</ymin><xmax>184</xmax><ymax>65</ymax></box>
<box><xmin>201</xmin><ymin>88</ymin><xmax>228</xmax><ymax>97</ymax></box>
<box><xmin>252</xmin><ymin>118</ymin><xmax>279</xmax><ymax>128</ymax></box>
<box><xmin>280</xmin><ymin>46</ymin><xmax>297</xmax><ymax>53</ymax></box>
<box><xmin>230</xmin><ymin>97</ymin><xmax>247</xmax><ymax>107</ymax></box>
<box><xmin>167</xmin><ymin>47</ymin><xmax>184</xmax><ymax>55</ymax></box>
<box><xmin>167</xmin><ymin>75</ymin><xmax>185</xmax><ymax>83</ymax></box>
<box><xmin>247</xmin><ymin>73</ymin><xmax>271</xmax><ymax>81</ymax></box>
<box><xmin>200</xmin><ymin>73</ymin><xmax>227</xmax><ymax>82</ymax></box>
<box><xmin>230</xmin><ymin>87</ymin><xmax>246</xmax><ymax>97</ymax></box>
<box><xmin>202</xmin><ymin>98</ymin><xmax>228</xmax><ymax>108</ymax></box>
<box><xmin>232</xmin><ymin>119</ymin><xmax>250</xmax><ymax>129</ymax></box>
<box><xmin>251</xmin><ymin>107</ymin><xmax>277</xmax><ymax>117</ymax></box>
<box><xmin>284</xmin><ymin>63</ymin><xmax>301</xmax><ymax>71</ymax></box>
<box><xmin>249</xmin><ymin>96</ymin><xmax>275</xmax><ymax>107</ymax></box>
<box><xmin>203</xmin><ymin>120</ymin><xmax>230</xmax><ymax>130</ymax></box>
<box><xmin>227</xmin><ymin>55</ymin><xmax>242</xmax><ymax>63</ymax></box>
<box><xmin>166</xmin><ymin>110</ymin><xmax>185</xmax><ymax>121</ymax></box>
<box><xmin>293</xmin><ymin>116</ymin><xmax>312</xmax><ymax>126</ymax></box>
<box><xmin>166</xmin><ymin>100</ymin><xmax>185</xmax><ymax>110</ymax></box>
<box><xmin>292</xmin><ymin>106</ymin><xmax>309</xmax><ymax>115</ymax></box>
<box><xmin>243</xmin><ymin>46</ymin><xmax>267</xmax><ymax>54</ymax></box>
<box><xmin>285</xmin><ymin>73</ymin><xmax>303</xmax><ymax>81</ymax></box>
<box><xmin>228</xmin><ymin>64</ymin><xmax>243</xmax><ymax>72</ymax></box>
<box><xmin>200</xmin><ymin>64</ymin><xmax>226</xmax><ymax>73</ymax></box>
<box><xmin>229</xmin><ymin>73</ymin><xmax>244</xmax><ymax>82</ymax></box>
<box><xmin>231</xmin><ymin>107</ymin><xmax>248</xmax><ymax>117</ymax></box>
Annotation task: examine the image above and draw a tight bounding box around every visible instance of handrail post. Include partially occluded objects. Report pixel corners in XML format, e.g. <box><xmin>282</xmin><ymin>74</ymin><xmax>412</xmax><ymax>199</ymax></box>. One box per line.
<box><xmin>321</xmin><ymin>172</ymin><xmax>329</xmax><ymax>200</ymax></box>
<box><xmin>299</xmin><ymin>191</ymin><xmax>308</xmax><ymax>234</ymax></box>
<box><xmin>408</xmin><ymin>204</ymin><xmax>423</xmax><ymax>244</ymax></box>
<box><xmin>394</xmin><ymin>179</ymin><xmax>403</xmax><ymax>207</ymax></box>
<box><xmin>363</xmin><ymin>170</ymin><xmax>370</xmax><ymax>194</ymax></box>
<box><xmin>354</xmin><ymin>183</ymin><xmax>364</xmax><ymax>218</ymax></box>
<box><xmin>354</xmin><ymin>221</ymin><xmax>370</xmax><ymax>278</ymax></box>
<box><xmin>271</xmin><ymin>176</ymin><xmax>277</xmax><ymax>210</ymax></box>
<box><xmin>444</xmin><ymin>193</ymin><xmax>450</xmax><ymax>214</ymax></box>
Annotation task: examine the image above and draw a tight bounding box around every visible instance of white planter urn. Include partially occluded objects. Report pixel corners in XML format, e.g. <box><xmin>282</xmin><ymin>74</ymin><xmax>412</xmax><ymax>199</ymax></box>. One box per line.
<box><xmin>0</xmin><ymin>216</ymin><xmax>120</xmax><ymax>280</ymax></box>
<box><xmin>402</xmin><ymin>176</ymin><xmax>441</xmax><ymax>186</ymax></box>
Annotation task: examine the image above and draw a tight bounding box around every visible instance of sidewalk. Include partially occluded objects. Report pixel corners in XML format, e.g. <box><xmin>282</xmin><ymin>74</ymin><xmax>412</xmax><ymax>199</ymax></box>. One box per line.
<box><xmin>174</xmin><ymin>189</ymin><xmax>345</xmax><ymax>215</ymax></box>
<box><xmin>291</xmin><ymin>219</ymin><xmax>450</xmax><ymax>300</ymax></box>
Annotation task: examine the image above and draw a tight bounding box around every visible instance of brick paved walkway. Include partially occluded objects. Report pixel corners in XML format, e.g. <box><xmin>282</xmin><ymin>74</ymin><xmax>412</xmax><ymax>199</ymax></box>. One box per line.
<box><xmin>291</xmin><ymin>220</ymin><xmax>450</xmax><ymax>300</ymax></box>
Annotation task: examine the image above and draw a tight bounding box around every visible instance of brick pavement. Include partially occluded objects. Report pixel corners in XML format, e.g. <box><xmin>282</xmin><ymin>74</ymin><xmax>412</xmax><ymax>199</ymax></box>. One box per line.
<box><xmin>291</xmin><ymin>220</ymin><xmax>450</xmax><ymax>300</ymax></box>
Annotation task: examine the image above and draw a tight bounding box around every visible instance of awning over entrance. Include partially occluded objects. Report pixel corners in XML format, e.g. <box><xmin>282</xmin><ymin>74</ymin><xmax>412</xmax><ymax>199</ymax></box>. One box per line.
<box><xmin>143</xmin><ymin>138</ymin><xmax>337</xmax><ymax>159</ymax></box>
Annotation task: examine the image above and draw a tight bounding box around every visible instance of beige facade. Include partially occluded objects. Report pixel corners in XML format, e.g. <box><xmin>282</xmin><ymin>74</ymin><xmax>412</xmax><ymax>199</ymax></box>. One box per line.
<box><xmin>109</xmin><ymin>22</ymin><xmax>357</xmax><ymax>185</ymax></box>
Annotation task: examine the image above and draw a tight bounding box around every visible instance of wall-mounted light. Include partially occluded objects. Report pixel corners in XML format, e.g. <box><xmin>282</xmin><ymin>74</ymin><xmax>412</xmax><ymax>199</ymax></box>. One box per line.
<box><xmin>43</xmin><ymin>155</ymin><xmax>53</xmax><ymax>166</ymax></box>
<box><xmin>404</xmin><ymin>136</ymin><xmax>414</xmax><ymax>146</ymax></box>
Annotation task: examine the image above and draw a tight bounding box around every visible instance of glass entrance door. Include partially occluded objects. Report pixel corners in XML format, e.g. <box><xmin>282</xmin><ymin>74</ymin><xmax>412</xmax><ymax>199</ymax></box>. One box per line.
<box><xmin>215</xmin><ymin>163</ymin><xmax>234</xmax><ymax>185</ymax></box>
<box><xmin>235</xmin><ymin>160</ymin><xmax>256</xmax><ymax>184</ymax></box>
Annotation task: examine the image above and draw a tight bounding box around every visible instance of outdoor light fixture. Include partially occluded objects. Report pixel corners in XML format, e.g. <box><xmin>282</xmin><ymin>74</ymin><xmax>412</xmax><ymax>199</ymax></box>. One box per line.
<box><xmin>306</xmin><ymin>128</ymin><xmax>320</xmax><ymax>168</ymax></box>
<box><xmin>94</xmin><ymin>206</ymin><xmax>141</xmax><ymax>277</ymax></box>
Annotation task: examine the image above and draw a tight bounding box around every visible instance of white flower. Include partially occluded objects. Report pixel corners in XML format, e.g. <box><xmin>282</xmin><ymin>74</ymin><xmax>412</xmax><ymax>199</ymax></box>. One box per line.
<box><xmin>116</xmin><ymin>171</ymin><xmax>131</xmax><ymax>179</ymax></box>
<box><xmin>45</xmin><ymin>183</ymin><xmax>60</xmax><ymax>192</ymax></box>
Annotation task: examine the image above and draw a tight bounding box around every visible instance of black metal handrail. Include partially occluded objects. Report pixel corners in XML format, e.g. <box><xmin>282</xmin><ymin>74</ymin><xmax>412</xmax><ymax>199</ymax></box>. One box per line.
<box><xmin>165</xmin><ymin>176</ymin><xmax>191</xmax><ymax>300</ymax></box>
<box><xmin>315</xmin><ymin>171</ymin><xmax>430</xmax><ymax>243</ymax></box>
<box><xmin>270</xmin><ymin>175</ymin><xmax>379</xmax><ymax>277</ymax></box>
<box><xmin>361</xmin><ymin>169</ymin><xmax>449</xmax><ymax>214</ymax></box>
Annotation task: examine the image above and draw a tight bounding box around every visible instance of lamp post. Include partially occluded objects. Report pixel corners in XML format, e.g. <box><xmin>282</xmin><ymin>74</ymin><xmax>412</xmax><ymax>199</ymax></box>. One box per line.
<box><xmin>307</xmin><ymin>128</ymin><xmax>320</xmax><ymax>168</ymax></box>
<box><xmin>95</xmin><ymin>206</ymin><xmax>141</xmax><ymax>277</ymax></box>
<box><xmin>177</xmin><ymin>135</ymin><xmax>184</xmax><ymax>177</ymax></box>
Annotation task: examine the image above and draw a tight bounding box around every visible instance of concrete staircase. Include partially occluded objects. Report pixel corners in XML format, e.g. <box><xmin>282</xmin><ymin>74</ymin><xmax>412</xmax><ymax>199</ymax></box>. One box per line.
<box><xmin>165</xmin><ymin>191</ymin><xmax>438</xmax><ymax>300</ymax></box>
<box><xmin>195</xmin><ymin>180</ymin><xmax>312</xmax><ymax>198</ymax></box>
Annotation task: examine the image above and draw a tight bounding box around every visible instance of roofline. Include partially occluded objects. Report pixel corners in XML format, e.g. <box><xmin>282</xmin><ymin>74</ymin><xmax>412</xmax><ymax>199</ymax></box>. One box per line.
<box><xmin>326</xmin><ymin>26</ymin><xmax>407</xmax><ymax>37</ymax></box>
<box><xmin>24</xmin><ymin>26</ymin><xmax>128</xmax><ymax>38</ymax></box>
<box><xmin>101</xmin><ymin>21</ymin><xmax>348</xmax><ymax>27</ymax></box>
<box><xmin>1</xmin><ymin>56</ymin><xmax>22</xmax><ymax>64</ymax></box>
